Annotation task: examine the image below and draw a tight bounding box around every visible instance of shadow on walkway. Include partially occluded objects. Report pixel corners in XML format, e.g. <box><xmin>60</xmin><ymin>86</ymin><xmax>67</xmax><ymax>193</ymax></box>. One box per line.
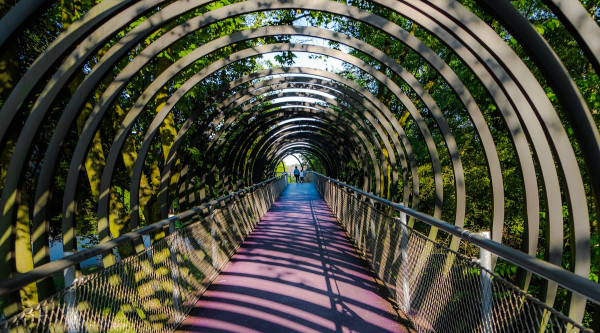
<box><xmin>178</xmin><ymin>183</ymin><xmax>411</xmax><ymax>333</ymax></box>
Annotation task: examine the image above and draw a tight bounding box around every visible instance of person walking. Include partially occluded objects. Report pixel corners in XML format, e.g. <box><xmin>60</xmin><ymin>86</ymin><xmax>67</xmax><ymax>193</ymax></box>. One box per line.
<box><xmin>299</xmin><ymin>169</ymin><xmax>305</xmax><ymax>183</ymax></box>
<box><xmin>294</xmin><ymin>166</ymin><xmax>300</xmax><ymax>183</ymax></box>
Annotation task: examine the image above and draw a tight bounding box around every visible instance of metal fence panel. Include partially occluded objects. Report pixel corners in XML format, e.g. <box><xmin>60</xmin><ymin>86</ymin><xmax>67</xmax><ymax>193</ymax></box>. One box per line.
<box><xmin>0</xmin><ymin>177</ymin><xmax>288</xmax><ymax>332</ymax></box>
<box><xmin>308</xmin><ymin>172</ymin><xmax>589</xmax><ymax>333</ymax></box>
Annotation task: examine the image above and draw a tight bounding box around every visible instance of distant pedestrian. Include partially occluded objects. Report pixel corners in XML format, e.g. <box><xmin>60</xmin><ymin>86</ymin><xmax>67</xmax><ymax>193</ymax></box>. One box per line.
<box><xmin>299</xmin><ymin>170</ymin><xmax>304</xmax><ymax>183</ymax></box>
<box><xmin>294</xmin><ymin>166</ymin><xmax>300</xmax><ymax>183</ymax></box>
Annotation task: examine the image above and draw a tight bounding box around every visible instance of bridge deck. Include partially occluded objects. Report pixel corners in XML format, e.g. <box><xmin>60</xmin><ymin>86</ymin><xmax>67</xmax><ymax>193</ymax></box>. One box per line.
<box><xmin>178</xmin><ymin>183</ymin><xmax>409</xmax><ymax>332</ymax></box>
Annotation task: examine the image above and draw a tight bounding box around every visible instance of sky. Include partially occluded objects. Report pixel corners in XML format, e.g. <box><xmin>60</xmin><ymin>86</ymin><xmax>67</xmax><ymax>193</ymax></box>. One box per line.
<box><xmin>283</xmin><ymin>154</ymin><xmax>302</xmax><ymax>166</ymax></box>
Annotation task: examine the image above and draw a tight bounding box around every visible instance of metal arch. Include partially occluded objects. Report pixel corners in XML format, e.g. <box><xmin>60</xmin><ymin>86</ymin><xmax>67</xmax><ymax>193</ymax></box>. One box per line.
<box><xmin>22</xmin><ymin>0</ymin><xmax>223</xmax><ymax>262</ymax></box>
<box><xmin>540</xmin><ymin>0</ymin><xmax>600</xmax><ymax>74</ymax></box>
<box><xmin>113</xmin><ymin>42</ymin><xmax>422</xmax><ymax>234</ymax></box>
<box><xmin>0</xmin><ymin>1</ymin><xmax>472</xmax><ymax>270</ymax></box>
<box><xmin>272</xmin><ymin>146</ymin><xmax>333</xmax><ymax>176</ymax></box>
<box><xmin>294</xmin><ymin>152</ymin><xmax>318</xmax><ymax>173</ymax></box>
<box><xmin>151</xmin><ymin>67</ymin><xmax>376</xmax><ymax>211</ymax></box>
<box><xmin>266</xmin><ymin>131</ymin><xmax>352</xmax><ymax>175</ymax></box>
<box><xmin>220</xmin><ymin>107</ymin><xmax>372</xmax><ymax>188</ymax></box>
<box><xmin>157</xmin><ymin>104</ymin><xmax>373</xmax><ymax>216</ymax></box>
<box><xmin>281</xmin><ymin>153</ymin><xmax>304</xmax><ymax>170</ymax></box>
<box><xmin>204</xmin><ymin>85</ymin><xmax>400</xmax><ymax>196</ymax></box>
<box><xmin>0</xmin><ymin>0</ymin><xmax>596</xmax><ymax>316</ymax></box>
<box><xmin>362</xmin><ymin>0</ymin><xmax>576</xmax><ymax>304</ymax></box>
<box><xmin>2</xmin><ymin>0</ymin><xmax>221</xmax><ymax>261</ymax></box>
<box><xmin>205</xmin><ymin>75</ymin><xmax>407</xmax><ymax>170</ymax></box>
<box><xmin>215</xmin><ymin>105</ymin><xmax>376</xmax><ymax>193</ymax></box>
<box><xmin>250</xmin><ymin>129</ymin><xmax>352</xmax><ymax>182</ymax></box>
<box><xmin>123</xmin><ymin>37</ymin><xmax>425</xmax><ymax>221</ymax></box>
<box><xmin>248</xmin><ymin>126</ymin><xmax>351</xmax><ymax>181</ymax></box>
<box><xmin>119</xmin><ymin>37</ymin><xmax>432</xmax><ymax>234</ymax></box>
<box><xmin>111</xmin><ymin>0</ymin><xmax>568</xmax><ymax>274</ymax></box>
<box><xmin>216</xmin><ymin>107</ymin><xmax>374</xmax><ymax>191</ymax></box>
<box><xmin>289</xmin><ymin>28</ymin><xmax>466</xmax><ymax>231</ymax></box>
<box><xmin>209</xmin><ymin>106</ymin><xmax>370</xmax><ymax>187</ymax></box>
<box><xmin>274</xmin><ymin>151</ymin><xmax>317</xmax><ymax>175</ymax></box>
<box><xmin>209</xmin><ymin>91</ymin><xmax>392</xmax><ymax>187</ymax></box>
<box><xmin>200</xmin><ymin>86</ymin><xmax>394</xmax><ymax>176</ymax></box>
<box><xmin>0</xmin><ymin>0</ymin><xmax>145</xmax><ymax>140</ymax></box>
<box><xmin>369</xmin><ymin>0</ymin><xmax>567</xmax><ymax>258</ymax></box>
<box><xmin>245</xmin><ymin>123</ymin><xmax>353</xmax><ymax>176</ymax></box>
<box><xmin>274</xmin><ymin>151</ymin><xmax>318</xmax><ymax>173</ymax></box>
<box><xmin>294</xmin><ymin>44</ymin><xmax>445</xmax><ymax>222</ymax></box>
<box><xmin>398</xmin><ymin>0</ymin><xmax>569</xmax><ymax>292</ymax></box>
<box><xmin>1</xmin><ymin>6</ymin><xmax>488</xmax><ymax>296</ymax></box>
<box><xmin>0</xmin><ymin>0</ymin><xmax>177</xmax><ymax>253</ymax></box>
<box><xmin>186</xmin><ymin>84</ymin><xmax>391</xmax><ymax>199</ymax></box>
<box><xmin>132</xmin><ymin>82</ymin><xmax>387</xmax><ymax>226</ymax></box>
<box><xmin>258</xmin><ymin>134</ymin><xmax>353</xmax><ymax>179</ymax></box>
<box><xmin>201</xmin><ymin>75</ymin><xmax>408</xmax><ymax>200</ymax></box>
<box><xmin>0</xmin><ymin>0</ymin><xmax>592</xmax><ymax>294</ymax></box>
<box><xmin>293</xmin><ymin>0</ymin><xmax>500</xmax><ymax>238</ymax></box>
<box><xmin>0</xmin><ymin>0</ymin><xmax>576</xmax><ymax>252</ymax></box>
<box><xmin>210</xmin><ymin>68</ymin><xmax>413</xmax><ymax>202</ymax></box>
<box><xmin>1</xmin><ymin>0</ymin><xmax>182</xmax><ymax>270</ymax></box>
<box><xmin>375</xmin><ymin>0</ymin><xmax>538</xmax><ymax>251</ymax></box>
<box><xmin>155</xmin><ymin>67</ymin><xmax>397</xmax><ymax>214</ymax></box>
<box><xmin>476</xmin><ymin>2</ymin><xmax>600</xmax><ymax>223</ymax></box>
<box><xmin>274</xmin><ymin>145</ymin><xmax>336</xmax><ymax>174</ymax></box>
<box><xmin>75</xmin><ymin>5</ymin><xmax>552</xmax><ymax>290</ymax></box>
<box><xmin>226</xmin><ymin>108</ymin><xmax>369</xmax><ymax>186</ymax></box>
<box><xmin>474</xmin><ymin>1</ymin><xmax>593</xmax><ymax>311</ymax></box>
<box><xmin>0</xmin><ymin>0</ymin><xmax>47</xmax><ymax>47</ymax></box>
<box><xmin>271</xmin><ymin>145</ymin><xmax>335</xmax><ymax>176</ymax></box>
<box><xmin>270</xmin><ymin>150</ymin><xmax>320</xmax><ymax>176</ymax></box>
<box><xmin>387</xmin><ymin>0</ymin><xmax>590</xmax><ymax>310</ymax></box>
<box><xmin>379</xmin><ymin>1</ymin><xmax>544</xmax><ymax>250</ymax></box>
<box><xmin>263</xmin><ymin>142</ymin><xmax>335</xmax><ymax>179</ymax></box>
<box><xmin>32</xmin><ymin>1</ymin><xmax>500</xmax><ymax>249</ymax></box>
<box><xmin>65</xmin><ymin>7</ymin><xmax>508</xmax><ymax>256</ymax></box>
<box><xmin>14</xmin><ymin>0</ymin><xmax>494</xmax><ymax>256</ymax></box>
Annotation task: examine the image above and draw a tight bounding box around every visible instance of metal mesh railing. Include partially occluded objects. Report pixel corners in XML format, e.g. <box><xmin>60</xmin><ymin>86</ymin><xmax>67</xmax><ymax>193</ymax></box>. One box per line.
<box><xmin>308</xmin><ymin>172</ymin><xmax>591</xmax><ymax>333</ymax></box>
<box><xmin>0</xmin><ymin>176</ymin><xmax>288</xmax><ymax>332</ymax></box>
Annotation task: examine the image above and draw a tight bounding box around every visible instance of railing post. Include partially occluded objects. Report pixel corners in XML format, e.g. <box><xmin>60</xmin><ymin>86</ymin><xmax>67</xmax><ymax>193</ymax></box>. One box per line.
<box><xmin>239</xmin><ymin>190</ymin><xmax>252</xmax><ymax>236</ymax></box>
<box><xmin>209</xmin><ymin>205</ymin><xmax>218</xmax><ymax>270</ymax></box>
<box><xmin>325</xmin><ymin>179</ymin><xmax>331</xmax><ymax>206</ymax></box>
<box><xmin>258</xmin><ymin>185</ymin><xmax>266</xmax><ymax>217</ymax></box>
<box><xmin>251</xmin><ymin>189</ymin><xmax>260</xmax><ymax>227</ymax></box>
<box><xmin>336</xmin><ymin>183</ymin><xmax>342</xmax><ymax>218</ymax></box>
<box><xmin>368</xmin><ymin>198</ymin><xmax>377</xmax><ymax>256</ymax></box>
<box><xmin>479</xmin><ymin>231</ymin><xmax>493</xmax><ymax>332</ymax></box>
<box><xmin>229</xmin><ymin>193</ymin><xmax>241</xmax><ymax>234</ymax></box>
<box><xmin>64</xmin><ymin>252</ymin><xmax>79</xmax><ymax>333</ymax></box>
<box><xmin>339</xmin><ymin>187</ymin><xmax>346</xmax><ymax>226</ymax></box>
<box><xmin>353</xmin><ymin>191</ymin><xmax>359</xmax><ymax>240</ymax></box>
<box><xmin>395</xmin><ymin>210</ymin><xmax>411</xmax><ymax>313</ymax></box>
<box><xmin>169</xmin><ymin>230</ymin><xmax>183</xmax><ymax>322</ymax></box>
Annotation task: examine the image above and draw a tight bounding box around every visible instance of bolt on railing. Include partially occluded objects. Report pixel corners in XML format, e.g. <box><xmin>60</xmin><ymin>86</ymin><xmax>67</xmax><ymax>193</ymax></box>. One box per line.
<box><xmin>0</xmin><ymin>175</ymin><xmax>288</xmax><ymax>332</ymax></box>
<box><xmin>307</xmin><ymin>172</ymin><xmax>593</xmax><ymax>333</ymax></box>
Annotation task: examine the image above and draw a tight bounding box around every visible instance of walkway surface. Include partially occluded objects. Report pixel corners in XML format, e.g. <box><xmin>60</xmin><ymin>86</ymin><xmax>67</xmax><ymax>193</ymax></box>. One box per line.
<box><xmin>178</xmin><ymin>183</ymin><xmax>409</xmax><ymax>332</ymax></box>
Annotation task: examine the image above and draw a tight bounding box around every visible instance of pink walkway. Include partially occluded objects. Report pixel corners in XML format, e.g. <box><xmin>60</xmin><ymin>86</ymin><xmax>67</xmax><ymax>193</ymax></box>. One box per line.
<box><xmin>178</xmin><ymin>183</ymin><xmax>410</xmax><ymax>333</ymax></box>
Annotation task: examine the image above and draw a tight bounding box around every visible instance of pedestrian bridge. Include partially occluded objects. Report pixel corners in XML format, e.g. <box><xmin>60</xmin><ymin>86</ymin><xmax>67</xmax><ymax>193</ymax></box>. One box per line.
<box><xmin>177</xmin><ymin>182</ymin><xmax>404</xmax><ymax>332</ymax></box>
<box><xmin>1</xmin><ymin>0</ymin><xmax>600</xmax><ymax>331</ymax></box>
<box><xmin>0</xmin><ymin>174</ymin><xmax>594</xmax><ymax>332</ymax></box>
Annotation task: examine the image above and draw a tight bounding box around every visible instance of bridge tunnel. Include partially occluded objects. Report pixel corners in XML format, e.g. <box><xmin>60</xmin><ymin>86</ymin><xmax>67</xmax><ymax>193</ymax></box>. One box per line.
<box><xmin>0</xmin><ymin>0</ymin><xmax>599</xmax><ymax>328</ymax></box>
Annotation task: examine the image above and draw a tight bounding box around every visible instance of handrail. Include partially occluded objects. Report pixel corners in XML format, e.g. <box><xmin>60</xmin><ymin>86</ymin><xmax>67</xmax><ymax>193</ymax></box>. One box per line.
<box><xmin>308</xmin><ymin>171</ymin><xmax>600</xmax><ymax>306</ymax></box>
<box><xmin>0</xmin><ymin>175</ymin><xmax>285</xmax><ymax>297</ymax></box>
